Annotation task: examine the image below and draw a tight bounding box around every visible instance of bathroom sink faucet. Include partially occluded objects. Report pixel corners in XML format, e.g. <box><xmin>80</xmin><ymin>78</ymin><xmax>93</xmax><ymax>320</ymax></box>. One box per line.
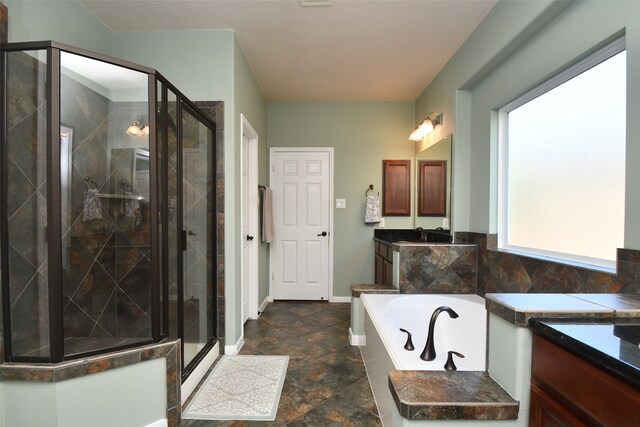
<box><xmin>420</xmin><ymin>306</ymin><xmax>459</xmax><ymax>361</ymax></box>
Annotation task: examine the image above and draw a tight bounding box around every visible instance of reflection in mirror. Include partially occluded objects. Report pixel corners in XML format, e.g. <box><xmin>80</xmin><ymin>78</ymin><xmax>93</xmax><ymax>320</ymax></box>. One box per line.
<box><xmin>414</xmin><ymin>134</ymin><xmax>452</xmax><ymax>230</ymax></box>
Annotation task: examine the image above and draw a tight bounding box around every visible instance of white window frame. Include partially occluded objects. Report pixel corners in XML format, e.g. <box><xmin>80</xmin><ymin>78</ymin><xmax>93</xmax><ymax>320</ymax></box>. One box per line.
<box><xmin>497</xmin><ymin>37</ymin><xmax>626</xmax><ymax>272</ymax></box>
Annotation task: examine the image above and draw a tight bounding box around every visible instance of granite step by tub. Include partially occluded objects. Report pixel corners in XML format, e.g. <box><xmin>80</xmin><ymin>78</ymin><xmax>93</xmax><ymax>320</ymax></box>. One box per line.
<box><xmin>389</xmin><ymin>370</ymin><xmax>519</xmax><ymax>421</ymax></box>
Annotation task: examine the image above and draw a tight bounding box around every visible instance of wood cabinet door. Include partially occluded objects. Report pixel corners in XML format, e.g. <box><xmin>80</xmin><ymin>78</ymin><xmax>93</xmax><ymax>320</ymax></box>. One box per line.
<box><xmin>375</xmin><ymin>254</ymin><xmax>383</xmax><ymax>283</ymax></box>
<box><xmin>418</xmin><ymin>160</ymin><xmax>446</xmax><ymax>216</ymax></box>
<box><xmin>529</xmin><ymin>385</ymin><xmax>587</xmax><ymax>427</ymax></box>
<box><xmin>384</xmin><ymin>259</ymin><xmax>393</xmax><ymax>285</ymax></box>
<box><xmin>383</xmin><ymin>160</ymin><xmax>411</xmax><ymax>216</ymax></box>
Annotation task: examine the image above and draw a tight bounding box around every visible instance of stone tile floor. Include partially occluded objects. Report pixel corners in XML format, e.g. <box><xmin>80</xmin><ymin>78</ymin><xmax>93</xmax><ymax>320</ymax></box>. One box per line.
<box><xmin>179</xmin><ymin>301</ymin><xmax>381</xmax><ymax>426</ymax></box>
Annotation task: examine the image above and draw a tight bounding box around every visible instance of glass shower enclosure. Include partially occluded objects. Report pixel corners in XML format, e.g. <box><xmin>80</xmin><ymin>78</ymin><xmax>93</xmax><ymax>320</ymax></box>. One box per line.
<box><xmin>0</xmin><ymin>41</ymin><xmax>217</xmax><ymax>379</ymax></box>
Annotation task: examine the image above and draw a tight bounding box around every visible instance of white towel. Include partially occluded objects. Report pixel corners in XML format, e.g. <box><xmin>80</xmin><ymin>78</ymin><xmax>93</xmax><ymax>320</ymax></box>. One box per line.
<box><xmin>262</xmin><ymin>187</ymin><xmax>274</xmax><ymax>243</ymax></box>
<box><xmin>83</xmin><ymin>188</ymin><xmax>103</xmax><ymax>222</ymax></box>
<box><xmin>365</xmin><ymin>195</ymin><xmax>381</xmax><ymax>223</ymax></box>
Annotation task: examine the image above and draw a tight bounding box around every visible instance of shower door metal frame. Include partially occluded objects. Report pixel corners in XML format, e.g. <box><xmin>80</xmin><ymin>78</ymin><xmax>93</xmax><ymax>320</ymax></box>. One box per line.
<box><xmin>1</xmin><ymin>41</ymin><xmax>216</xmax><ymax>367</ymax></box>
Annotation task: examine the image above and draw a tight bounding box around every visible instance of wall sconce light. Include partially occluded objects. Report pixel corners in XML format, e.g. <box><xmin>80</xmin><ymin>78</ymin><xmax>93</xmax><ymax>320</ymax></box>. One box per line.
<box><xmin>408</xmin><ymin>112</ymin><xmax>443</xmax><ymax>141</ymax></box>
<box><xmin>126</xmin><ymin>119</ymin><xmax>150</xmax><ymax>137</ymax></box>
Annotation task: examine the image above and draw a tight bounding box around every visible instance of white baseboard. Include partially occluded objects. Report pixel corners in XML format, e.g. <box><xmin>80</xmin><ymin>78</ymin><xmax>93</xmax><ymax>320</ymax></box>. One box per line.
<box><xmin>144</xmin><ymin>419</ymin><xmax>168</xmax><ymax>427</ymax></box>
<box><xmin>329</xmin><ymin>296</ymin><xmax>350</xmax><ymax>303</ymax></box>
<box><xmin>258</xmin><ymin>297</ymin><xmax>269</xmax><ymax>315</ymax></box>
<box><xmin>181</xmin><ymin>341</ymin><xmax>219</xmax><ymax>405</ymax></box>
<box><xmin>224</xmin><ymin>333</ymin><xmax>244</xmax><ymax>356</ymax></box>
<box><xmin>349</xmin><ymin>327</ymin><xmax>366</xmax><ymax>346</ymax></box>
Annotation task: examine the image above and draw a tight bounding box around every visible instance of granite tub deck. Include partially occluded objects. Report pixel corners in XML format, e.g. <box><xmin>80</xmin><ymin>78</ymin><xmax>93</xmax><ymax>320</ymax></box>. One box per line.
<box><xmin>363</xmin><ymin>292</ymin><xmax>640</xmax><ymax>426</ymax></box>
<box><xmin>487</xmin><ymin>292</ymin><xmax>640</xmax><ymax>390</ymax></box>
<box><xmin>349</xmin><ymin>284</ymin><xmax>399</xmax><ymax>346</ymax></box>
<box><xmin>484</xmin><ymin>292</ymin><xmax>640</xmax><ymax>326</ymax></box>
<box><xmin>361</xmin><ymin>293</ymin><xmax>521</xmax><ymax>426</ymax></box>
<box><xmin>389</xmin><ymin>371</ymin><xmax>518</xmax><ymax>421</ymax></box>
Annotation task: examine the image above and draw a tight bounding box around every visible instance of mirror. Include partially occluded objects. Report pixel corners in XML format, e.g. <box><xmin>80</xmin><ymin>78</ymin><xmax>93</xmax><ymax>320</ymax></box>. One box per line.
<box><xmin>414</xmin><ymin>134</ymin><xmax>452</xmax><ymax>230</ymax></box>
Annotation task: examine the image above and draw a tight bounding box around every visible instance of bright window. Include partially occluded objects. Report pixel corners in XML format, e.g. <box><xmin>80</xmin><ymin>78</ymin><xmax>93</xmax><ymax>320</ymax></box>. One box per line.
<box><xmin>498</xmin><ymin>39</ymin><xmax>626</xmax><ymax>271</ymax></box>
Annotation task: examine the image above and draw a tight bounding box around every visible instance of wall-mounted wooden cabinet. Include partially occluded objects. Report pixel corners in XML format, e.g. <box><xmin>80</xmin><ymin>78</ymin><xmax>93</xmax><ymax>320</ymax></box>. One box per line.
<box><xmin>418</xmin><ymin>160</ymin><xmax>446</xmax><ymax>217</ymax></box>
<box><xmin>383</xmin><ymin>159</ymin><xmax>411</xmax><ymax>216</ymax></box>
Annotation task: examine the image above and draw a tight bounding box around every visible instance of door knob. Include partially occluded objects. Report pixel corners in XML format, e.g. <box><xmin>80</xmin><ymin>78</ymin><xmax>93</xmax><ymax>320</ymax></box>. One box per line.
<box><xmin>247</xmin><ymin>235</ymin><xmax>254</xmax><ymax>241</ymax></box>
<box><xmin>187</xmin><ymin>230</ymin><xmax>196</xmax><ymax>236</ymax></box>
<box><xmin>317</xmin><ymin>231</ymin><xmax>328</xmax><ymax>237</ymax></box>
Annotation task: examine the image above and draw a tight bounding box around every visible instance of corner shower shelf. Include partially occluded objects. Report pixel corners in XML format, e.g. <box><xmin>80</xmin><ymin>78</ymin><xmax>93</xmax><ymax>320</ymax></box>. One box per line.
<box><xmin>97</xmin><ymin>193</ymin><xmax>145</xmax><ymax>200</ymax></box>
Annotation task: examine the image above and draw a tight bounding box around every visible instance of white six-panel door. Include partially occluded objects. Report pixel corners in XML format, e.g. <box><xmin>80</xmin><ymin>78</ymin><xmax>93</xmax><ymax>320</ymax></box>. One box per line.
<box><xmin>271</xmin><ymin>148</ymin><xmax>332</xmax><ymax>300</ymax></box>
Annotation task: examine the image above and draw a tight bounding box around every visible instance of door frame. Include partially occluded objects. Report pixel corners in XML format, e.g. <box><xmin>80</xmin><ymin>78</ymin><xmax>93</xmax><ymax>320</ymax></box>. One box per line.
<box><xmin>241</xmin><ymin>114</ymin><xmax>259</xmax><ymax>322</ymax></box>
<box><xmin>269</xmin><ymin>147</ymin><xmax>335</xmax><ymax>301</ymax></box>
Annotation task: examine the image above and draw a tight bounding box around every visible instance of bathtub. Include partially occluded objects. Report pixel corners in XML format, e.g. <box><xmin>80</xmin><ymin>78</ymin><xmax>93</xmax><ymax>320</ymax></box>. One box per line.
<box><xmin>360</xmin><ymin>294</ymin><xmax>487</xmax><ymax>426</ymax></box>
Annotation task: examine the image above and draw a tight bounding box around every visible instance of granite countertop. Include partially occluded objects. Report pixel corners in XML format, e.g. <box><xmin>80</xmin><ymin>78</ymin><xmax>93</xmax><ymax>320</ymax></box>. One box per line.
<box><xmin>532</xmin><ymin>320</ymin><xmax>640</xmax><ymax>390</ymax></box>
<box><xmin>350</xmin><ymin>284</ymin><xmax>399</xmax><ymax>297</ymax></box>
<box><xmin>484</xmin><ymin>293</ymin><xmax>632</xmax><ymax>327</ymax></box>
<box><xmin>388</xmin><ymin>370</ymin><xmax>519</xmax><ymax>421</ymax></box>
<box><xmin>374</xmin><ymin>228</ymin><xmax>452</xmax><ymax>244</ymax></box>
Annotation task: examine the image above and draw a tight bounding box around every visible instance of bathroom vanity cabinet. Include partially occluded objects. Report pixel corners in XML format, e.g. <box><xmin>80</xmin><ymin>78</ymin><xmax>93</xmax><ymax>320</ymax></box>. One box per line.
<box><xmin>375</xmin><ymin>240</ymin><xmax>394</xmax><ymax>285</ymax></box>
<box><xmin>530</xmin><ymin>333</ymin><xmax>640</xmax><ymax>427</ymax></box>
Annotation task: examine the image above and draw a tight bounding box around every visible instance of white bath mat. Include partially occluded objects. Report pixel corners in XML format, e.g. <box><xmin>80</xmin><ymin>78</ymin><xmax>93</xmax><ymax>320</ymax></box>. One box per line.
<box><xmin>182</xmin><ymin>355</ymin><xmax>288</xmax><ymax>421</ymax></box>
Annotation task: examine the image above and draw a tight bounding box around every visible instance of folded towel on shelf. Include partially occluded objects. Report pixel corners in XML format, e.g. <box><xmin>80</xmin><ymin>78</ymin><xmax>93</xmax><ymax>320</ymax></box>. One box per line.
<box><xmin>365</xmin><ymin>194</ymin><xmax>381</xmax><ymax>223</ymax></box>
<box><xmin>262</xmin><ymin>187</ymin><xmax>274</xmax><ymax>243</ymax></box>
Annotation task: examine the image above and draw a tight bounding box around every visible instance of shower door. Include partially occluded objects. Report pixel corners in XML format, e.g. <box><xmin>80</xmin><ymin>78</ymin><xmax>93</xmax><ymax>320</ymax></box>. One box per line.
<box><xmin>159</xmin><ymin>81</ymin><xmax>216</xmax><ymax>378</ymax></box>
<box><xmin>181</xmin><ymin>104</ymin><xmax>215</xmax><ymax>370</ymax></box>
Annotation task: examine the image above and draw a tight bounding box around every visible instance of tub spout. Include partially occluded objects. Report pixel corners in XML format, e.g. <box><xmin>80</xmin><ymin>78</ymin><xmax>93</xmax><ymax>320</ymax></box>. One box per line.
<box><xmin>420</xmin><ymin>306</ymin><xmax>459</xmax><ymax>361</ymax></box>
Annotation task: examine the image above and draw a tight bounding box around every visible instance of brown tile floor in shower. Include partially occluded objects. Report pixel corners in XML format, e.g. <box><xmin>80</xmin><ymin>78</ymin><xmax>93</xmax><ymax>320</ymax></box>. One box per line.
<box><xmin>179</xmin><ymin>301</ymin><xmax>382</xmax><ymax>426</ymax></box>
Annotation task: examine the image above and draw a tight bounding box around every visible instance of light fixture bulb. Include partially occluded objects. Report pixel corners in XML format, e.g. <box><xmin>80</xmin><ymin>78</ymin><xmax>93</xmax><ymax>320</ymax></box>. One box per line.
<box><xmin>419</xmin><ymin>119</ymin><xmax>434</xmax><ymax>135</ymax></box>
<box><xmin>126</xmin><ymin>119</ymin><xmax>149</xmax><ymax>137</ymax></box>
<box><xmin>126</xmin><ymin>123</ymin><xmax>141</xmax><ymax>136</ymax></box>
<box><xmin>409</xmin><ymin>127</ymin><xmax>423</xmax><ymax>141</ymax></box>
<box><xmin>408</xmin><ymin>112</ymin><xmax>442</xmax><ymax>141</ymax></box>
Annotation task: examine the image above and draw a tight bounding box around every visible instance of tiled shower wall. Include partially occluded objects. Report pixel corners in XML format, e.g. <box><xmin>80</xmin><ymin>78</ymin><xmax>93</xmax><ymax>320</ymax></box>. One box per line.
<box><xmin>3</xmin><ymin>52</ymin><xmax>154</xmax><ymax>358</ymax></box>
<box><xmin>455</xmin><ymin>232</ymin><xmax>640</xmax><ymax>295</ymax></box>
<box><xmin>60</xmin><ymin>77</ymin><xmax>154</xmax><ymax>346</ymax></box>
<box><xmin>1</xmin><ymin>54</ymin><xmax>225</xmax><ymax>362</ymax></box>
<box><xmin>4</xmin><ymin>51</ymin><xmax>51</xmax><ymax>358</ymax></box>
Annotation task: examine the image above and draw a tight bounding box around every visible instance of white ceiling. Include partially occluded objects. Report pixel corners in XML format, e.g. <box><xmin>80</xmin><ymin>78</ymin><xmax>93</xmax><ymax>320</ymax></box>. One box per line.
<box><xmin>80</xmin><ymin>0</ymin><xmax>496</xmax><ymax>101</ymax></box>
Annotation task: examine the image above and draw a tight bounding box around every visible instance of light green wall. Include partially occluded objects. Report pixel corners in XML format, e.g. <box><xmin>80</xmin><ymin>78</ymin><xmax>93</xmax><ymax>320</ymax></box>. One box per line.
<box><xmin>268</xmin><ymin>101</ymin><xmax>415</xmax><ymax>297</ymax></box>
<box><xmin>5</xmin><ymin>0</ymin><xmax>113</xmax><ymax>55</ymax></box>
<box><xmin>233</xmin><ymin>37</ymin><xmax>268</xmax><ymax>340</ymax></box>
<box><xmin>469</xmin><ymin>0</ymin><xmax>640</xmax><ymax>246</ymax></box>
<box><xmin>114</xmin><ymin>30</ymin><xmax>234</xmax><ymax>103</ymax></box>
<box><xmin>417</xmin><ymin>0</ymin><xmax>640</xmax><ymax>250</ymax></box>
<box><xmin>415</xmin><ymin>0</ymin><xmax>573</xmax><ymax>232</ymax></box>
